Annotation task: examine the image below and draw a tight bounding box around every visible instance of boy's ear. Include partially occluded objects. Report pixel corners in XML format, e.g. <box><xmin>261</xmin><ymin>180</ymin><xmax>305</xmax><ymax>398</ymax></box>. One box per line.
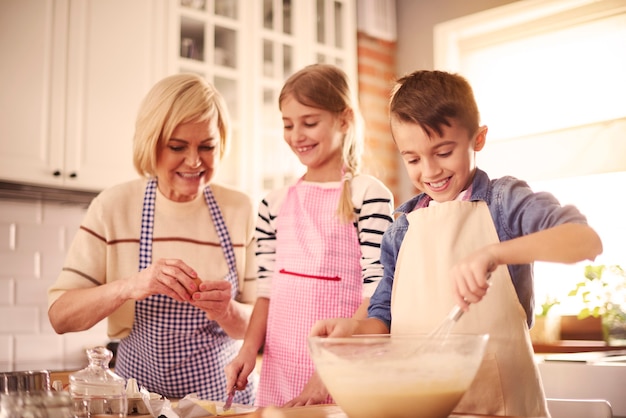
<box><xmin>473</xmin><ymin>126</ymin><xmax>488</xmax><ymax>151</ymax></box>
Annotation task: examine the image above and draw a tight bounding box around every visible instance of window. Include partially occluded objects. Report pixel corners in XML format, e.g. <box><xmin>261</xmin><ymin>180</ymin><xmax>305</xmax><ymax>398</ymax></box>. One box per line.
<box><xmin>434</xmin><ymin>0</ymin><xmax>626</xmax><ymax>181</ymax></box>
<box><xmin>434</xmin><ymin>0</ymin><xmax>626</xmax><ymax>316</ymax></box>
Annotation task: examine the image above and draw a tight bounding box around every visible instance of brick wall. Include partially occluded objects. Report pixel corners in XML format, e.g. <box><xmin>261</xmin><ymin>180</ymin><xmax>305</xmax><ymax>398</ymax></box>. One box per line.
<box><xmin>357</xmin><ymin>32</ymin><xmax>402</xmax><ymax>206</ymax></box>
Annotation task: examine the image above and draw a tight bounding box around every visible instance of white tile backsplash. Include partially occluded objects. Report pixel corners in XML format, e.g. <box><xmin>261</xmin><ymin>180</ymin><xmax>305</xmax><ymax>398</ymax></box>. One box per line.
<box><xmin>0</xmin><ymin>306</ymin><xmax>39</xmax><ymax>333</ymax></box>
<box><xmin>0</xmin><ymin>198</ymin><xmax>107</xmax><ymax>372</ymax></box>
<box><xmin>15</xmin><ymin>334</ymin><xmax>64</xmax><ymax>367</ymax></box>
<box><xmin>0</xmin><ymin>223</ymin><xmax>15</xmax><ymax>251</ymax></box>
<box><xmin>0</xmin><ymin>335</ymin><xmax>13</xmax><ymax>365</ymax></box>
<box><xmin>41</xmin><ymin>203</ymin><xmax>86</xmax><ymax>226</ymax></box>
<box><xmin>0</xmin><ymin>252</ymin><xmax>39</xmax><ymax>277</ymax></box>
<box><xmin>38</xmin><ymin>302</ymin><xmax>57</xmax><ymax>334</ymax></box>
<box><xmin>0</xmin><ymin>279</ymin><xmax>14</xmax><ymax>305</ymax></box>
<box><xmin>40</xmin><ymin>251</ymin><xmax>67</xmax><ymax>280</ymax></box>
<box><xmin>0</xmin><ymin>200</ymin><xmax>42</xmax><ymax>223</ymax></box>
<box><xmin>15</xmin><ymin>278</ymin><xmax>50</xmax><ymax>306</ymax></box>
<box><xmin>62</xmin><ymin>321</ymin><xmax>110</xmax><ymax>370</ymax></box>
<box><xmin>15</xmin><ymin>223</ymin><xmax>65</xmax><ymax>253</ymax></box>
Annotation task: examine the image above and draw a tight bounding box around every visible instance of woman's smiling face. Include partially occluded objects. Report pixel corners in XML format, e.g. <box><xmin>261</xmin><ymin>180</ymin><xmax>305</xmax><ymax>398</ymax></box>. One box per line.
<box><xmin>392</xmin><ymin>117</ymin><xmax>487</xmax><ymax>203</ymax></box>
<box><xmin>156</xmin><ymin>119</ymin><xmax>220</xmax><ymax>202</ymax></box>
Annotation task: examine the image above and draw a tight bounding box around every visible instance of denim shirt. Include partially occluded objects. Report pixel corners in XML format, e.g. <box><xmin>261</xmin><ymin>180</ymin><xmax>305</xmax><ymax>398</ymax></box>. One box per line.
<box><xmin>368</xmin><ymin>168</ymin><xmax>588</xmax><ymax>328</ymax></box>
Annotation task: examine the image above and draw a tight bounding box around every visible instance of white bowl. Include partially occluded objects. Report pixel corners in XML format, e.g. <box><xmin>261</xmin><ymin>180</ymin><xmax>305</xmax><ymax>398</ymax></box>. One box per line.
<box><xmin>309</xmin><ymin>333</ymin><xmax>489</xmax><ymax>418</ymax></box>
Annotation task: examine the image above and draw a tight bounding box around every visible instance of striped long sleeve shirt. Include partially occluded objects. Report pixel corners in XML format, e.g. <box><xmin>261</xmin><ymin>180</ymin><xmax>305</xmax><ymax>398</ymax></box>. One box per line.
<box><xmin>255</xmin><ymin>174</ymin><xmax>394</xmax><ymax>299</ymax></box>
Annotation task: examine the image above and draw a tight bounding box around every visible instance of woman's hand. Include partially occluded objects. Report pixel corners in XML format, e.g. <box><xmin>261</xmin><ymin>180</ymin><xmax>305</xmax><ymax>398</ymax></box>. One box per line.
<box><xmin>283</xmin><ymin>372</ymin><xmax>329</xmax><ymax>407</ymax></box>
<box><xmin>190</xmin><ymin>279</ymin><xmax>233</xmax><ymax>321</ymax></box>
<box><xmin>125</xmin><ymin>258</ymin><xmax>199</xmax><ymax>302</ymax></box>
<box><xmin>49</xmin><ymin>257</ymin><xmax>198</xmax><ymax>334</ymax></box>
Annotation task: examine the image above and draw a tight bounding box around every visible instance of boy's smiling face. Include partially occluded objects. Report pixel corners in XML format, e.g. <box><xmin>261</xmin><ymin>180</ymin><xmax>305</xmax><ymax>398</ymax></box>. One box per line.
<box><xmin>392</xmin><ymin>117</ymin><xmax>487</xmax><ymax>203</ymax></box>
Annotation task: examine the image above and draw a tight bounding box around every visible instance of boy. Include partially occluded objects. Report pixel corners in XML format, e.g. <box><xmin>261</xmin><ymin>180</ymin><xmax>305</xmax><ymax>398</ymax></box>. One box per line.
<box><xmin>310</xmin><ymin>70</ymin><xmax>603</xmax><ymax>416</ymax></box>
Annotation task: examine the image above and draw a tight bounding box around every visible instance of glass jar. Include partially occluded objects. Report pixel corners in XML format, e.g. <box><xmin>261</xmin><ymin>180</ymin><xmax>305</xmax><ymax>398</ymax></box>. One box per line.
<box><xmin>69</xmin><ymin>346</ymin><xmax>127</xmax><ymax>418</ymax></box>
<box><xmin>0</xmin><ymin>370</ymin><xmax>50</xmax><ymax>394</ymax></box>
<box><xmin>0</xmin><ymin>391</ymin><xmax>73</xmax><ymax>418</ymax></box>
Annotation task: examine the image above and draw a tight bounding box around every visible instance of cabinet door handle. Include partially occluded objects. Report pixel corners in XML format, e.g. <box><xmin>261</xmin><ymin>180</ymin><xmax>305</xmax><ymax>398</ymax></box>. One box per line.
<box><xmin>52</xmin><ymin>170</ymin><xmax>78</xmax><ymax>178</ymax></box>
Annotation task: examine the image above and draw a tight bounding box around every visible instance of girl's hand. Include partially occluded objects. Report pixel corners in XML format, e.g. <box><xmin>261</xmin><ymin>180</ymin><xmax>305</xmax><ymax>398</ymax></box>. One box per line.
<box><xmin>450</xmin><ymin>248</ymin><xmax>497</xmax><ymax>311</ymax></box>
<box><xmin>224</xmin><ymin>349</ymin><xmax>257</xmax><ymax>394</ymax></box>
<box><xmin>190</xmin><ymin>279</ymin><xmax>233</xmax><ymax>321</ymax></box>
<box><xmin>124</xmin><ymin>258</ymin><xmax>198</xmax><ymax>302</ymax></box>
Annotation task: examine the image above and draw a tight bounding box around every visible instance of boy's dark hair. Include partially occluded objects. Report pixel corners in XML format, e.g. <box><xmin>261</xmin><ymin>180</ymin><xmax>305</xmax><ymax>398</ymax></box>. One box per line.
<box><xmin>389</xmin><ymin>70</ymin><xmax>480</xmax><ymax>138</ymax></box>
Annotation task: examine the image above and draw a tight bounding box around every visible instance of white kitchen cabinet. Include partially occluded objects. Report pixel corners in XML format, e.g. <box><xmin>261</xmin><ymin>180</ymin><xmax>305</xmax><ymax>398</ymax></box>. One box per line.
<box><xmin>170</xmin><ymin>0</ymin><xmax>357</xmax><ymax>203</ymax></box>
<box><xmin>168</xmin><ymin>0</ymin><xmax>249</xmax><ymax>195</ymax></box>
<box><xmin>0</xmin><ymin>0</ymin><xmax>356</xmax><ymax>198</ymax></box>
<box><xmin>0</xmin><ymin>0</ymin><xmax>167</xmax><ymax>192</ymax></box>
<box><xmin>537</xmin><ymin>357</ymin><xmax>626</xmax><ymax>418</ymax></box>
<box><xmin>252</xmin><ymin>0</ymin><xmax>358</xmax><ymax>202</ymax></box>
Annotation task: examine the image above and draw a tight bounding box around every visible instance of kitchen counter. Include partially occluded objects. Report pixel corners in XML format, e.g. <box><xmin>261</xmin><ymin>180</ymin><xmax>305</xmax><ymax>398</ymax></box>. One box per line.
<box><xmin>533</xmin><ymin>340</ymin><xmax>626</xmax><ymax>354</ymax></box>
<box><xmin>536</xmin><ymin>351</ymin><xmax>626</xmax><ymax>418</ymax></box>
<box><xmin>225</xmin><ymin>404</ymin><xmax>537</xmax><ymax>418</ymax></box>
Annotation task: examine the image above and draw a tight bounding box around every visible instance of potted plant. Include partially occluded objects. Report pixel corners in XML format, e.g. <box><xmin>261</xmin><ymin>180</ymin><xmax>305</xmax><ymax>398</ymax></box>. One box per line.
<box><xmin>568</xmin><ymin>264</ymin><xmax>626</xmax><ymax>345</ymax></box>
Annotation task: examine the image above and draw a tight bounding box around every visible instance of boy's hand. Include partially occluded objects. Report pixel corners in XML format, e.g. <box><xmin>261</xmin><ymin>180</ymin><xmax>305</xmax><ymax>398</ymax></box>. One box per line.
<box><xmin>450</xmin><ymin>250</ymin><xmax>496</xmax><ymax>311</ymax></box>
<box><xmin>283</xmin><ymin>372</ymin><xmax>328</xmax><ymax>407</ymax></box>
<box><xmin>310</xmin><ymin>318</ymin><xmax>360</xmax><ymax>338</ymax></box>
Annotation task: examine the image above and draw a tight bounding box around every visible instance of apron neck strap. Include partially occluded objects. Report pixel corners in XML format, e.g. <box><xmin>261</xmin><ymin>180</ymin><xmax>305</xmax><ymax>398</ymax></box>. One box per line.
<box><xmin>139</xmin><ymin>178</ymin><xmax>239</xmax><ymax>294</ymax></box>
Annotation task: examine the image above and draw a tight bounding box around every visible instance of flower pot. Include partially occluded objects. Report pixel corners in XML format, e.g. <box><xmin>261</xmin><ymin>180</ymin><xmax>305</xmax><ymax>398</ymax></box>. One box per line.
<box><xmin>530</xmin><ymin>315</ymin><xmax>560</xmax><ymax>344</ymax></box>
<box><xmin>604</xmin><ymin>317</ymin><xmax>626</xmax><ymax>346</ymax></box>
<box><xmin>559</xmin><ymin>315</ymin><xmax>603</xmax><ymax>341</ymax></box>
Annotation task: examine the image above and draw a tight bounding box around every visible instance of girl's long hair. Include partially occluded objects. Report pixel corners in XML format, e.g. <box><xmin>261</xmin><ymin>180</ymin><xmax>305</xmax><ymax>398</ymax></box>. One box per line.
<box><xmin>279</xmin><ymin>64</ymin><xmax>364</xmax><ymax>223</ymax></box>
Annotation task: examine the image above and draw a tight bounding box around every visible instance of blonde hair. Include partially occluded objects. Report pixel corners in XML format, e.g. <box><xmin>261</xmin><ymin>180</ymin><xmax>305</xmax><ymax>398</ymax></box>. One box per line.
<box><xmin>133</xmin><ymin>73</ymin><xmax>231</xmax><ymax>177</ymax></box>
<box><xmin>278</xmin><ymin>64</ymin><xmax>363</xmax><ymax>223</ymax></box>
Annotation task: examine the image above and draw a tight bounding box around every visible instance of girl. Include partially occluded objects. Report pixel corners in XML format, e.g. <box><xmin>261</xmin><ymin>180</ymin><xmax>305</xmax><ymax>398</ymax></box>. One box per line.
<box><xmin>225</xmin><ymin>64</ymin><xmax>394</xmax><ymax>407</ymax></box>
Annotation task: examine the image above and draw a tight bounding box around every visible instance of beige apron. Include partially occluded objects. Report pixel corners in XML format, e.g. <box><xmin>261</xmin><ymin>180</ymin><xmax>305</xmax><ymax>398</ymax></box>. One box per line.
<box><xmin>391</xmin><ymin>200</ymin><xmax>549</xmax><ymax>417</ymax></box>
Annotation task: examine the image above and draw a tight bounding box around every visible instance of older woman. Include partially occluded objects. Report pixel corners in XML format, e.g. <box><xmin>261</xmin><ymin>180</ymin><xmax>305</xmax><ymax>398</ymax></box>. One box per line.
<box><xmin>48</xmin><ymin>73</ymin><xmax>258</xmax><ymax>403</ymax></box>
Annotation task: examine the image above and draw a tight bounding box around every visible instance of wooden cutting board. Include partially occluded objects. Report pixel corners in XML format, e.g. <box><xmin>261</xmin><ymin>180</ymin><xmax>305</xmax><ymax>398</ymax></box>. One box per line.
<box><xmin>215</xmin><ymin>404</ymin><xmax>537</xmax><ymax>418</ymax></box>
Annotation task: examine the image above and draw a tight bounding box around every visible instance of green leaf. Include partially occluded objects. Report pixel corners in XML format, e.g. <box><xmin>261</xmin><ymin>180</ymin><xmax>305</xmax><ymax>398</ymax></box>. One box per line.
<box><xmin>578</xmin><ymin>307</ymin><xmax>591</xmax><ymax>319</ymax></box>
<box><xmin>567</xmin><ymin>264</ymin><xmax>626</xmax><ymax>329</ymax></box>
<box><xmin>584</xmin><ymin>264</ymin><xmax>605</xmax><ymax>281</ymax></box>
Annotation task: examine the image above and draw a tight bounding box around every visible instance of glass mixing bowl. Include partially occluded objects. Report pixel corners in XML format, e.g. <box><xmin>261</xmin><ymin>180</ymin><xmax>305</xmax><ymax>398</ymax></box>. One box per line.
<box><xmin>309</xmin><ymin>333</ymin><xmax>489</xmax><ymax>418</ymax></box>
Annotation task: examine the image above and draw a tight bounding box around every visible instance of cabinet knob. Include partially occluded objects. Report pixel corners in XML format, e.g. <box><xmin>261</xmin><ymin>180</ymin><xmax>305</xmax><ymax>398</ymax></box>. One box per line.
<box><xmin>53</xmin><ymin>170</ymin><xmax>61</xmax><ymax>177</ymax></box>
<box><xmin>69</xmin><ymin>172</ymin><xmax>77</xmax><ymax>179</ymax></box>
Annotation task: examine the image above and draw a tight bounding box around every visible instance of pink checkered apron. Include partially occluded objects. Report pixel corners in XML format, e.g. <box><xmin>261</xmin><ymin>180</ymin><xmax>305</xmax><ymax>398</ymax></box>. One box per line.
<box><xmin>256</xmin><ymin>180</ymin><xmax>363</xmax><ymax>406</ymax></box>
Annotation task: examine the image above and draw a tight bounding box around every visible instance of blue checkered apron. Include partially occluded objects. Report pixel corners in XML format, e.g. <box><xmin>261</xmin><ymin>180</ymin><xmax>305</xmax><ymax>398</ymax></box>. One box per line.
<box><xmin>115</xmin><ymin>178</ymin><xmax>256</xmax><ymax>403</ymax></box>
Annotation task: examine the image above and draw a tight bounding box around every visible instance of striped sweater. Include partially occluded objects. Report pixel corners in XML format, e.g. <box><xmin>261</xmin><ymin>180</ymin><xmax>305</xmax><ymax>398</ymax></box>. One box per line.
<box><xmin>47</xmin><ymin>178</ymin><xmax>258</xmax><ymax>339</ymax></box>
<box><xmin>255</xmin><ymin>174</ymin><xmax>394</xmax><ymax>299</ymax></box>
